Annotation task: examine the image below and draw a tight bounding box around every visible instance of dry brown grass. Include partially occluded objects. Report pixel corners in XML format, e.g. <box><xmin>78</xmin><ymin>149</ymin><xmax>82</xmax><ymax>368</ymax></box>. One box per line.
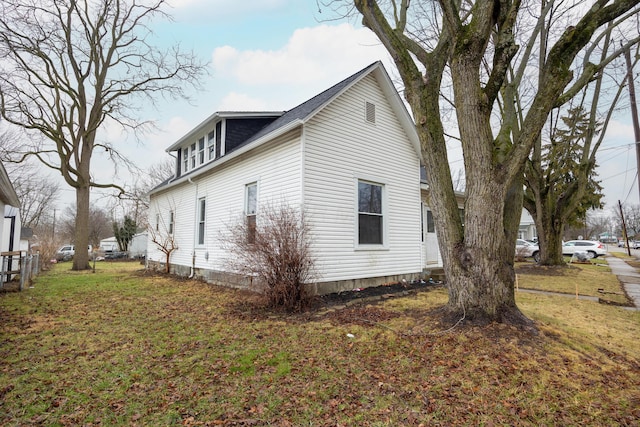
<box><xmin>0</xmin><ymin>262</ymin><xmax>638</xmax><ymax>426</ymax></box>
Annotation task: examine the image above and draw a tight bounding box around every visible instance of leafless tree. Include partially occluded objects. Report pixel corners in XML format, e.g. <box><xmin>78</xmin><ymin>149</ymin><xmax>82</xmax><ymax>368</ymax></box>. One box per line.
<box><xmin>344</xmin><ymin>0</ymin><xmax>640</xmax><ymax>327</ymax></box>
<box><xmin>58</xmin><ymin>205</ymin><xmax>112</xmax><ymax>248</ymax></box>
<box><xmin>221</xmin><ymin>203</ymin><xmax>315</xmax><ymax>311</ymax></box>
<box><xmin>109</xmin><ymin>156</ymin><xmax>175</xmax><ymax>229</ymax></box>
<box><xmin>148</xmin><ymin>203</ymin><xmax>178</xmax><ymax>274</ymax></box>
<box><xmin>525</xmin><ymin>14</ymin><xmax>639</xmax><ymax>265</ymax></box>
<box><xmin>0</xmin><ymin>0</ymin><xmax>206</xmax><ymax>271</ymax></box>
<box><xmin>1</xmin><ymin>128</ymin><xmax>60</xmax><ymax>229</ymax></box>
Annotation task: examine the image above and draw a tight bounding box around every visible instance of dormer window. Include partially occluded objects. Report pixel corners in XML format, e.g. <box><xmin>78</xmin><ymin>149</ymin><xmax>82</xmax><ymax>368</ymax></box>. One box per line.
<box><xmin>198</xmin><ymin>137</ymin><xmax>205</xmax><ymax>164</ymax></box>
<box><xmin>183</xmin><ymin>146</ymin><xmax>189</xmax><ymax>173</ymax></box>
<box><xmin>207</xmin><ymin>130</ymin><xmax>215</xmax><ymax>161</ymax></box>
<box><xmin>190</xmin><ymin>143</ymin><xmax>196</xmax><ymax>168</ymax></box>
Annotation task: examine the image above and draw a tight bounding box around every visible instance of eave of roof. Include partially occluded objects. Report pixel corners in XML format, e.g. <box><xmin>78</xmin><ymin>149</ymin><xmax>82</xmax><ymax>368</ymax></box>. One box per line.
<box><xmin>165</xmin><ymin>111</ymin><xmax>285</xmax><ymax>152</ymax></box>
<box><xmin>0</xmin><ymin>162</ymin><xmax>20</xmax><ymax>208</ymax></box>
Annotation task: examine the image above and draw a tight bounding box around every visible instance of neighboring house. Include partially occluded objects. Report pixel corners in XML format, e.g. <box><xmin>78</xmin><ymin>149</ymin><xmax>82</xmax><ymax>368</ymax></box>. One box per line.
<box><xmin>519</xmin><ymin>210</ymin><xmax>537</xmax><ymax>241</ymax></box>
<box><xmin>148</xmin><ymin>61</ymin><xmax>435</xmax><ymax>295</ymax></box>
<box><xmin>99</xmin><ymin>236</ymin><xmax>119</xmax><ymax>253</ymax></box>
<box><xmin>99</xmin><ymin>232</ymin><xmax>147</xmax><ymax>258</ymax></box>
<box><xmin>127</xmin><ymin>232</ymin><xmax>147</xmax><ymax>259</ymax></box>
<box><xmin>0</xmin><ymin>161</ymin><xmax>21</xmax><ymax>283</ymax></box>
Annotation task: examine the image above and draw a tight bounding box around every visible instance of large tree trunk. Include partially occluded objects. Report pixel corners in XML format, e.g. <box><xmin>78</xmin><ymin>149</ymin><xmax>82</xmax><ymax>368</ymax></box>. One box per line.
<box><xmin>439</xmin><ymin>175</ymin><xmax>530</xmax><ymax>325</ymax></box>
<box><xmin>535</xmin><ymin>206</ymin><xmax>566</xmax><ymax>265</ymax></box>
<box><xmin>72</xmin><ymin>184</ymin><xmax>91</xmax><ymax>270</ymax></box>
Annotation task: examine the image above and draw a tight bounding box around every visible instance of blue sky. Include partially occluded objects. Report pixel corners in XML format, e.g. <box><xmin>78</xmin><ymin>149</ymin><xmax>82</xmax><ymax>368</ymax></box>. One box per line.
<box><xmin>77</xmin><ymin>0</ymin><xmax>639</xmax><ymax>217</ymax></box>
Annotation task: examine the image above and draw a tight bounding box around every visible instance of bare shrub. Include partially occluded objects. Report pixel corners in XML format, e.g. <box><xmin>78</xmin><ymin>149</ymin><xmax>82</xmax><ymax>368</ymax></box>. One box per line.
<box><xmin>222</xmin><ymin>203</ymin><xmax>315</xmax><ymax>311</ymax></box>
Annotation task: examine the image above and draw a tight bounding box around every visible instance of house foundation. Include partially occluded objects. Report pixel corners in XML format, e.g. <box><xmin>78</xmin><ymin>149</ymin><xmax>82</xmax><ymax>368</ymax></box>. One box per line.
<box><xmin>146</xmin><ymin>260</ymin><xmax>428</xmax><ymax>295</ymax></box>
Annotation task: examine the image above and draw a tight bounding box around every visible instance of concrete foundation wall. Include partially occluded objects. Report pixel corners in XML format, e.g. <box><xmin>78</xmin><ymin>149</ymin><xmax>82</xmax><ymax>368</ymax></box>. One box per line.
<box><xmin>146</xmin><ymin>260</ymin><xmax>425</xmax><ymax>295</ymax></box>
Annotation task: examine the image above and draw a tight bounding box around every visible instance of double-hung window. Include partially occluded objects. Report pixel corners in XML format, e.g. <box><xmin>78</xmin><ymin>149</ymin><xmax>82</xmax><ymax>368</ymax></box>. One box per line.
<box><xmin>168</xmin><ymin>211</ymin><xmax>174</xmax><ymax>234</ymax></box>
<box><xmin>183</xmin><ymin>147</ymin><xmax>189</xmax><ymax>173</ymax></box>
<box><xmin>246</xmin><ymin>183</ymin><xmax>257</xmax><ymax>244</ymax></box>
<box><xmin>207</xmin><ymin>130</ymin><xmax>215</xmax><ymax>161</ymax></box>
<box><xmin>358</xmin><ymin>180</ymin><xmax>383</xmax><ymax>245</ymax></box>
<box><xmin>198</xmin><ymin>137</ymin><xmax>205</xmax><ymax>165</ymax></box>
<box><xmin>190</xmin><ymin>143</ymin><xmax>196</xmax><ymax>168</ymax></box>
<box><xmin>197</xmin><ymin>197</ymin><xmax>206</xmax><ymax>246</ymax></box>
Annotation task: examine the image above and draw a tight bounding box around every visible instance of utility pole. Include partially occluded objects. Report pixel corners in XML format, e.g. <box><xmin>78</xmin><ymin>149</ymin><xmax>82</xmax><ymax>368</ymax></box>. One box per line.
<box><xmin>619</xmin><ymin>200</ymin><xmax>631</xmax><ymax>256</ymax></box>
<box><xmin>623</xmin><ymin>46</ymin><xmax>640</xmax><ymax>202</ymax></box>
<box><xmin>52</xmin><ymin>208</ymin><xmax>56</xmax><ymax>241</ymax></box>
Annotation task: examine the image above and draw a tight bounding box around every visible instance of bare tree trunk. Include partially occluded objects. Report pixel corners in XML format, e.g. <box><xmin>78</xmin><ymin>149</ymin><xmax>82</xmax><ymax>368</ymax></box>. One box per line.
<box><xmin>440</xmin><ymin>175</ymin><xmax>530</xmax><ymax>325</ymax></box>
<box><xmin>72</xmin><ymin>184</ymin><xmax>91</xmax><ymax>270</ymax></box>
<box><xmin>534</xmin><ymin>206</ymin><xmax>566</xmax><ymax>265</ymax></box>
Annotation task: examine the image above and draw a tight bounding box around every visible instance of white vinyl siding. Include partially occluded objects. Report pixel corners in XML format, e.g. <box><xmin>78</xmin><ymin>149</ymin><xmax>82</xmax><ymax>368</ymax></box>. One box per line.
<box><xmin>148</xmin><ymin>69</ymin><xmax>422</xmax><ymax>287</ymax></box>
<box><xmin>303</xmin><ymin>74</ymin><xmax>422</xmax><ymax>282</ymax></box>
<box><xmin>147</xmin><ymin>130</ymin><xmax>302</xmax><ymax>270</ymax></box>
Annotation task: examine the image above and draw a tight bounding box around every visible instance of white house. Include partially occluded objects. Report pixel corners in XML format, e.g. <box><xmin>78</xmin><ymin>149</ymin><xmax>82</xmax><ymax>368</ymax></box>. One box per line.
<box><xmin>1</xmin><ymin>161</ymin><xmax>21</xmax><ymax>284</ymax></box>
<box><xmin>99</xmin><ymin>232</ymin><xmax>147</xmax><ymax>258</ymax></box>
<box><xmin>147</xmin><ymin>62</ymin><xmax>439</xmax><ymax>294</ymax></box>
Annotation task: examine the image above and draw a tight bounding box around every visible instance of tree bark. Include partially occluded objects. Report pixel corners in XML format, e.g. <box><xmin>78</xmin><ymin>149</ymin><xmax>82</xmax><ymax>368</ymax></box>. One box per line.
<box><xmin>72</xmin><ymin>184</ymin><xmax>91</xmax><ymax>270</ymax></box>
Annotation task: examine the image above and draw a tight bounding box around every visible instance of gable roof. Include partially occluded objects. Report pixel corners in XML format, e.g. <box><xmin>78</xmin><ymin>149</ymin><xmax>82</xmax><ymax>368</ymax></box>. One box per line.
<box><xmin>152</xmin><ymin>61</ymin><xmax>420</xmax><ymax>194</ymax></box>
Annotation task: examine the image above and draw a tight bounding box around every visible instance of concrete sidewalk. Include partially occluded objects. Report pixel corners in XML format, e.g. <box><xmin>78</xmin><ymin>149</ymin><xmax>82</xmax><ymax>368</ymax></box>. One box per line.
<box><xmin>604</xmin><ymin>255</ymin><xmax>640</xmax><ymax>310</ymax></box>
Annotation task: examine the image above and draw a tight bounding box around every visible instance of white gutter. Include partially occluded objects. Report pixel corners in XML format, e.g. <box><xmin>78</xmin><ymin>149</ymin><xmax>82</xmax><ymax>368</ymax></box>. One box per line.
<box><xmin>187</xmin><ymin>176</ymin><xmax>197</xmax><ymax>279</ymax></box>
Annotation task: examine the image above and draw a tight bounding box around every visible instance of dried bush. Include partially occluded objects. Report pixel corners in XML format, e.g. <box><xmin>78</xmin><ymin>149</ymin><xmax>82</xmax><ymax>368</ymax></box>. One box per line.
<box><xmin>222</xmin><ymin>203</ymin><xmax>315</xmax><ymax>311</ymax></box>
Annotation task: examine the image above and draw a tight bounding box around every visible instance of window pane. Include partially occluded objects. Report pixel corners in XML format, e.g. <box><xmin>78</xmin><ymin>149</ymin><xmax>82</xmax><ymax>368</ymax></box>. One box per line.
<box><xmin>359</xmin><ymin>214</ymin><xmax>382</xmax><ymax>244</ymax></box>
<box><xmin>208</xmin><ymin>131</ymin><xmax>215</xmax><ymax>160</ymax></box>
<box><xmin>358</xmin><ymin>182</ymin><xmax>382</xmax><ymax>214</ymax></box>
<box><xmin>427</xmin><ymin>210</ymin><xmax>435</xmax><ymax>233</ymax></box>
<box><xmin>198</xmin><ymin>222</ymin><xmax>205</xmax><ymax>245</ymax></box>
<box><xmin>246</xmin><ymin>184</ymin><xmax>257</xmax><ymax>214</ymax></box>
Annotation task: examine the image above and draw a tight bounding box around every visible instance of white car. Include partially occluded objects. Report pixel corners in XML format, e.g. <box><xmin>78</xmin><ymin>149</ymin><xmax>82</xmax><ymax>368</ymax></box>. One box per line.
<box><xmin>562</xmin><ymin>240</ymin><xmax>606</xmax><ymax>258</ymax></box>
<box><xmin>515</xmin><ymin>239</ymin><xmax>540</xmax><ymax>262</ymax></box>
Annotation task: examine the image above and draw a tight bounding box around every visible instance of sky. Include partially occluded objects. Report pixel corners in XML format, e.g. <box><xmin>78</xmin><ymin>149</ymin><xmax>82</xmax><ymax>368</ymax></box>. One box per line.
<box><xmin>52</xmin><ymin>0</ymin><xmax>638</xmax><ymax>219</ymax></box>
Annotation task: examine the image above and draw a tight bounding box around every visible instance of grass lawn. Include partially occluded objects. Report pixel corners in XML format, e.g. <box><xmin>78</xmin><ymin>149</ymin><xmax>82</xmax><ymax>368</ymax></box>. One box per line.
<box><xmin>515</xmin><ymin>256</ymin><xmax>631</xmax><ymax>305</ymax></box>
<box><xmin>1</xmin><ymin>261</ymin><xmax>639</xmax><ymax>426</ymax></box>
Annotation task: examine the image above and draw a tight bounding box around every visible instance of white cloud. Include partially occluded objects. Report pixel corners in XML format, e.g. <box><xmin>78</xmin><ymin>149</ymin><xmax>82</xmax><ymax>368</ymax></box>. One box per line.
<box><xmin>217</xmin><ymin>92</ymin><xmax>269</xmax><ymax>111</ymax></box>
<box><xmin>604</xmin><ymin>119</ymin><xmax>634</xmax><ymax>140</ymax></box>
<box><xmin>212</xmin><ymin>23</ymin><xmax>390</xmax><ymax>87</ymax></box>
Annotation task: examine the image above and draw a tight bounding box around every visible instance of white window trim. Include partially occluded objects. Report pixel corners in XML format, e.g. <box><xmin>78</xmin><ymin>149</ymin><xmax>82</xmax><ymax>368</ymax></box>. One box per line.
<box><xmin>182</xmin><ymin>147</ymin><xmax>189</xmax><ymax>173</ymax></box>
<box><xmin>196</xmin><ymin>197</ymin><xmax>206</xmax><ymax>247</ymax></box>
<box><xmin>198</xmin><ymin>137</ymin><xmax>205</xmax><ymax>166</ymax></box>
<box><xmin>245</xmin><ymin>182</ymin><xmax>258</xmax><ymax>243</ymax></box>
<box><xmin>207</xmin><ymin>129</ymin><xmax>216</xmax><ymax>161</ymax></box>
<box><xmin>355</xmin><ymin>177</ymin><xmax>388</xmax><ymax>250</ymax></box>
<box><xmin>190</xmin><ymin>143</ymin><xmax>196</xmax><ymax>168</ymax></box>
<box><xmin>245</xmin><ymin>182</ymin><xmax>258</xmax><ymax>216</ymax></box>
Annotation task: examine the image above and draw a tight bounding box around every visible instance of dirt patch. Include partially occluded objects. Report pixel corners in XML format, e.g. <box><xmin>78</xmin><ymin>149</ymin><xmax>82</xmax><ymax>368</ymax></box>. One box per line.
<box><xmin>319</xmin><ymin>279</ymin><xmax>443</xmax><ymax>306</ymax></box>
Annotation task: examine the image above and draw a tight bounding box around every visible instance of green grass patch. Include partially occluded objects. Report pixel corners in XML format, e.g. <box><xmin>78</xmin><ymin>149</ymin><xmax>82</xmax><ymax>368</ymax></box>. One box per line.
<box><xmin>1</xmin><ymin>262</ymin><xmax>639</xmax><ymax>425</ymax></box>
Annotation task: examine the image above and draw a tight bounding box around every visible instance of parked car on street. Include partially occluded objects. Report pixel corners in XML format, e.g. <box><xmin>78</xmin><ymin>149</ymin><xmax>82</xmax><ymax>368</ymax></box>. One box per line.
<box><xmin>55</xmin><ymin>244</ymin><xmax>94</xmax><ymax>261</ymax></box>
<box><xmin>515</xmin><ymin>239</ymin><xmax>540</xmax><ymax>262</ymax></box>
<box><xmin>562</xmin><ymin>240</ymin><xmax>606</xmax><ymax>258</ymax></box>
